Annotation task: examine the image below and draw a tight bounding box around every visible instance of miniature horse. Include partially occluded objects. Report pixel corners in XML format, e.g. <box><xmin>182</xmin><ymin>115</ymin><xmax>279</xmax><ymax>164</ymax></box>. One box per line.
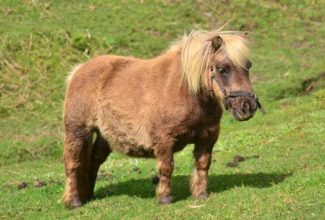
<box><xmin>62</xmin><ymin>30</ymin><xmax>263</xmax><ymax>208</ymax></box>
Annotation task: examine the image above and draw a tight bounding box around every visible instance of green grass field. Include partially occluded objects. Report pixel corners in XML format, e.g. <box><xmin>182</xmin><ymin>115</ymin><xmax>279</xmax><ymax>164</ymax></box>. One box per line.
<box><xmin>0</xmin><ymin>0</ymin><xmax>324</xmax><ymax>219</ymax></box>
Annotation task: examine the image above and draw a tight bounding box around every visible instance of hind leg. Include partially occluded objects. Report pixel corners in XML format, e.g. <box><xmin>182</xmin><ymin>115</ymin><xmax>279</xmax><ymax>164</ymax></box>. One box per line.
<box><xmin>155</xmin><ymin>137</ymin><xmax>174</xmax><ymax>205</ymax></box>
<box><xmin>62</xmin><ymin>124</ymin><xmax>92</xmax><ymax>209</ymax></box>
<box><xmin>88</xmin><ymin>131</ymin><xmax>111</xmax><ymax>198</ymax></box>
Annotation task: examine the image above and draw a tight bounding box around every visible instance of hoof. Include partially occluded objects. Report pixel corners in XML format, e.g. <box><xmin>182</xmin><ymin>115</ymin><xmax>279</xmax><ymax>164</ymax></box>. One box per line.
<box><xmin>194</xmin><ymin>191</ymin><xmax>208</xmax><ymax>200</ymax></box>
<box><xmin>70</xmin><ymin>197</ymin><xmax>82</xmax><ymax>209</ymax></box>
<box><xmin>159</xmin><ymin>196</ymin><xmax>173</xmax><ymax>205</ymax></box>
<box><xmin>63</xmin><ymin>197</ymin><xmax>82</xmax><ymax>209</ymax></box>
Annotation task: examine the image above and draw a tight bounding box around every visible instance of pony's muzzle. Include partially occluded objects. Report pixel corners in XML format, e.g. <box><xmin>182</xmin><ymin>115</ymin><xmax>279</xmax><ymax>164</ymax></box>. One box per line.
<box><xmin>226</xmin><ymin>97</ymin><xmax>257</xmax><ymax>121</ymax></box>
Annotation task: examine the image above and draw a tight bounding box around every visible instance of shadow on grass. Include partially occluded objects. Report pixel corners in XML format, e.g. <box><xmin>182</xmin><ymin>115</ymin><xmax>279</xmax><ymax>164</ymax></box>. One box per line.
<box><xmin>95</xmin><ymin>172</ymin><xmax>291</xmax><ymax>202</ymax></box>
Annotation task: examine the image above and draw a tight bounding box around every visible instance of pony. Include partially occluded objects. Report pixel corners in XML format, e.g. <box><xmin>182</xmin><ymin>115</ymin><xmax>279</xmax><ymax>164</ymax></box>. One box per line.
<box><xmin>62</xmin><ymin>29</ymin><xmax>264</xmax><ymax>208</ymax></box>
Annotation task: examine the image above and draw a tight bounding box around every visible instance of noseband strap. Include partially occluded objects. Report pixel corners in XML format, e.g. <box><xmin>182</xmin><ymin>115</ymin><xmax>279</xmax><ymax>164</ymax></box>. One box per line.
<box><xmin>209</xmin><ymin>66</ymin><xmax>265</xmax><ymax>114</ymax></box>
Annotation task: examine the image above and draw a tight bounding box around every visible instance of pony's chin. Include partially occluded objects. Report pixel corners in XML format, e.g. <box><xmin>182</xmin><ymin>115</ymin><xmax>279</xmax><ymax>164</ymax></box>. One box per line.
<box><xmin>231</xmin><ymin>108</ymin><xmax>254</xmax><ymax>121</ymax></box>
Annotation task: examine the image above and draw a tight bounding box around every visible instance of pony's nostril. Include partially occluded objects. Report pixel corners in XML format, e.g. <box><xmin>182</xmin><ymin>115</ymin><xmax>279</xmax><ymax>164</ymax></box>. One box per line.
<box><xmin>244</xmin><ymin>102</ymin><xmax>250</xmax><ymax>110</ymax></box>
<box><xmin>241</xmin><ymin>101</ymin><xmax>250</xmax><ymax>112</ymax></box>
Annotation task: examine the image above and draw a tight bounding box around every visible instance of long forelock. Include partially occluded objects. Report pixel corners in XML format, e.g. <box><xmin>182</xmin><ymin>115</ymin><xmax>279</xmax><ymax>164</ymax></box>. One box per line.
<box><xmin>219</xmin><ymin>32</ymin><xmax>250</xmax><ymax>71</ymax></box>
<box><xmin>168</xmin><ymin>30</ymin><xmax>250</xmax><ymax>94</ymax></box>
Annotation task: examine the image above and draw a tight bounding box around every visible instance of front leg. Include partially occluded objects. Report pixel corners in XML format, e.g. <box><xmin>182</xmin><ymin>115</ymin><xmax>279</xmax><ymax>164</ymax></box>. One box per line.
<box><xmin>190</xmin><ymin>137</ymin><xmax>217</xmax><ymax>199</ymax></box>
<box><xmin>156</xmin><ymin>146</ymin><xmax>174</xmax><ymax>205</ymax></box>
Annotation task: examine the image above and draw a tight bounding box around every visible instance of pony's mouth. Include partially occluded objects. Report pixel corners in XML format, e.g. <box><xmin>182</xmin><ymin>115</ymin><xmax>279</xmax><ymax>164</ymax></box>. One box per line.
<box><xmin>226</xmin><ymin>96</ymin><xmax>258</xmax><ymax>121</ymax></box>
<box><xmin>230</xmin><ymin>107</ymin><xmax>255</xmax><ymax>121</ymax></box>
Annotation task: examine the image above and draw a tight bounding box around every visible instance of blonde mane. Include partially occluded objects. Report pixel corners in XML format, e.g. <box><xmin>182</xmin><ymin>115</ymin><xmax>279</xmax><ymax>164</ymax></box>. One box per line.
<box><xmin>168</xmin><ymin>30</ymin><xmax>250</xmax><ymax>94</ymax></box>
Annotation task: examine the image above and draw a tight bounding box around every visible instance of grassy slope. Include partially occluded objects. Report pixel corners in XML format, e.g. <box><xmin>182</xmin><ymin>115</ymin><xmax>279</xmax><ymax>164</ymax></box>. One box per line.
<box><xmin>0</xmin><ymin>0</ymin><xmax>324</xmax><ymax>219</ymax></box>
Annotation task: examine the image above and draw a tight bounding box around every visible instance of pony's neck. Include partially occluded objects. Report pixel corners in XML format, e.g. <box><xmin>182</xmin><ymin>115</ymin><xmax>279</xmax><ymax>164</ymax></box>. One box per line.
<box><xmin>155</xmin><ymin>50</ymin><xmax>213</xmax><ymax>100</ymax></box>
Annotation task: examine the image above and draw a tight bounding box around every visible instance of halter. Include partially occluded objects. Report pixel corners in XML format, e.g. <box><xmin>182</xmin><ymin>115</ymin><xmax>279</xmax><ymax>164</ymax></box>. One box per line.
<box><xmin>208</xmin><ymin>66</ymin><xmax>265</xmax><ymax>113</ymax></box>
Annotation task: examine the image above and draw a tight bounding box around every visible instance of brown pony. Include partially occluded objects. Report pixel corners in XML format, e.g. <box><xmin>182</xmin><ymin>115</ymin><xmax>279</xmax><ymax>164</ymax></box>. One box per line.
<box><xmin>62</xmin><ymin>30</ymin><xmax>263</xmax><ymax>208</ymax></box>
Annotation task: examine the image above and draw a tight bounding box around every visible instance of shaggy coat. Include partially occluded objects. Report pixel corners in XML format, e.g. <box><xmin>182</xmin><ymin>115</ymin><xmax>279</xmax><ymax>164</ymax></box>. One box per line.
<box><xmin>62</xmin><ymin>30</ymin><xmax>256</xmax><ymax>208</ymax></box>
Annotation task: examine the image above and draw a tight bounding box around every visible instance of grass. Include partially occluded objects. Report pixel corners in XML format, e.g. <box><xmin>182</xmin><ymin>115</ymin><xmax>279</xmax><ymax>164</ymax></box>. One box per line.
<box><xmin>0</xmin><ymin>0</ymin><xmax>324</xmax><ymax>219</ymax></box>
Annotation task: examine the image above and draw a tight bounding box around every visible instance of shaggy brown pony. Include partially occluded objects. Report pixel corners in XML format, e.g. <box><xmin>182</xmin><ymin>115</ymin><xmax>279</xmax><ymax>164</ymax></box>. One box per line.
<box><xmin>62</xmin><ymin>30</ymin><xmax>262</xmax><ymax>208</ymax></box>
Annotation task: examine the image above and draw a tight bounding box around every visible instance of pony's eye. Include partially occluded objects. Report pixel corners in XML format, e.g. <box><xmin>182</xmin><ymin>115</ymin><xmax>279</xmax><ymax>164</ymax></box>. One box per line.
<box><xmin>217</xmin><ymin>67</ymin><xmax>227</xmax><ymax>74</ymax></box>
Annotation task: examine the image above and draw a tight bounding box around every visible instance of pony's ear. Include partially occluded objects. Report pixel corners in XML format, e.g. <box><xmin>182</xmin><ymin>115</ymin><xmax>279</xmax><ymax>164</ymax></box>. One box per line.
<box><xmin>212</xmin><ymin>36</ymin><xmax>223</xmax><ymax>51</ymax></box>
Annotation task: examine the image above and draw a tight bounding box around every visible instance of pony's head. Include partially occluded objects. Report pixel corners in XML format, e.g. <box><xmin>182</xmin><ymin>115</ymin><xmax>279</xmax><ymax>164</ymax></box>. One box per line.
<box><xmin>173</xmin><ymin>30</ymin><xmax>263</xmax><ymax>121</ymax></box>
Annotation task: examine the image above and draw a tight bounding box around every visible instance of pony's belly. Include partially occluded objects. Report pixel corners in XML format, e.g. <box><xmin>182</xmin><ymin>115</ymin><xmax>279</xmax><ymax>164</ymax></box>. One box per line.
<box><xmin>114</xmin><ymin>143</ymin><xmax>155</xmax><ymax>158</ymax></box>
<box><xmin>99</xmin><ymin>127</ymin><xmax>155</xmax><ymax>158</ymax></box>
<box><xmin>97</xmin><ymin>107</ymin><xmax>155</xmax><ymax>157</ymax></box>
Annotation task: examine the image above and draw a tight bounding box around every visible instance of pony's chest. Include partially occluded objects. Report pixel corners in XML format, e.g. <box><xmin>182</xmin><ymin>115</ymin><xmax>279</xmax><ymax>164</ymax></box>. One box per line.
<box><xmin>163</xmin><ymin>106</ymin><xmax>221</xmax><ymax>143</ymax></box>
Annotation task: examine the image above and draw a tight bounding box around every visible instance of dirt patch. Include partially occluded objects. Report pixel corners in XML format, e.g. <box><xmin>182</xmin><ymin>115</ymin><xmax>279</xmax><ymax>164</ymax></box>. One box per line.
<box><xmin>301</xmin><ymin>72</ymin><xmax>325</xmax><ymax>94</ymax></box>
<box><xmin>226</xmin><ymin>154</ymin><xmax>260</xmax><ymax>168</ymax></box>
<box><xmin>275</xmin><ymin>72</ymin><xmax>325</xmax><ymax>100</ymax></box>
<box><xmin>17</xmin><ymin>182</ymin><xmax>28</xmax><ymax>190</ymax></box>
<box><xmin>34</xmin><ymin>179</ymin><xmax>47</xmax><ymax>188</ymax></box>
<box><xmin>11</xmin><ymin>178</ymin><xmax>62</xmax><ymax>190</ymax></box>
